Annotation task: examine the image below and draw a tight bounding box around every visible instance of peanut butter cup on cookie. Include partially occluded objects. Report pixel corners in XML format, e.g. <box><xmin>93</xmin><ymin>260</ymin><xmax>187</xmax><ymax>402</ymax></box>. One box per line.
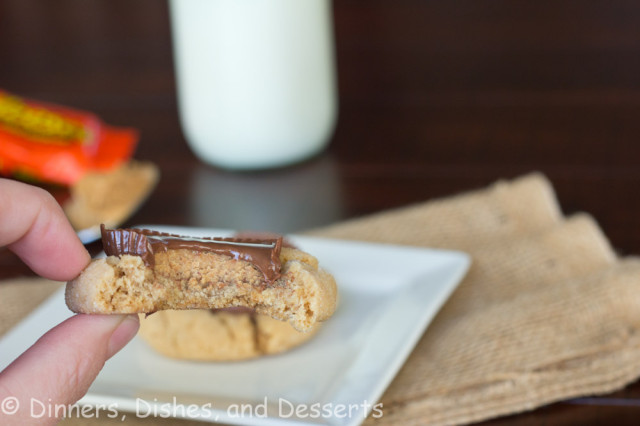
<box><xmin>65</xmin><ymin>226</ymin><xmax>337</xmax><ymax>332</ymax></box>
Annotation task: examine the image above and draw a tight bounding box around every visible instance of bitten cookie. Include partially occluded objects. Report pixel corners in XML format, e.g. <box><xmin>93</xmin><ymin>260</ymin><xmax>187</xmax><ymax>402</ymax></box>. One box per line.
<box><xmin>65</xmin><ymin>227</ymin><xmax>337</xmax><ymax>332</ymax></box>
<box><xmin>139</xmin><ymin>309</ymin><xmax>319</xmax><ymax>361</ymax></box>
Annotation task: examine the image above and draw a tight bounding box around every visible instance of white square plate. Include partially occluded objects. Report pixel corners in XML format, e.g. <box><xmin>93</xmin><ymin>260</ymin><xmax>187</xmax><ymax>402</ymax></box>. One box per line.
<box><xmin>0</xmin><ymin>226</ymin><xmax>470</xmax><ymax>426</ymax></box>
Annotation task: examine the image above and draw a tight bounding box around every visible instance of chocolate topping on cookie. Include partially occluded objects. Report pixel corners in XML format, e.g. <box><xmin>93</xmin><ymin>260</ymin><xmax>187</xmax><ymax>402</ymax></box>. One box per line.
<box><xmin>101</xmin><ymin>225</ymin><xmax>283</xmax><ymax>282</ymax></box>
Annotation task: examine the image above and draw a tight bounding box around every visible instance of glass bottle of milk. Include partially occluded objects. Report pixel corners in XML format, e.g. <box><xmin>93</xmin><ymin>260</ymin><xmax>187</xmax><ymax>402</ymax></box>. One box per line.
<box><xmin>169</xmin><ymin>0</ymin><xmax>338</xmax><ymax>170</ymax></box>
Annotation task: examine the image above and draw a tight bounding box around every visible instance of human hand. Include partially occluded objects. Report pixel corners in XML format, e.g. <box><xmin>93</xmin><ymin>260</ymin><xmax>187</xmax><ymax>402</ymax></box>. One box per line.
<box><xmin>0</xmin><ymin>179</ymin><xmax>139</xmax><ymax>425</ymax></box>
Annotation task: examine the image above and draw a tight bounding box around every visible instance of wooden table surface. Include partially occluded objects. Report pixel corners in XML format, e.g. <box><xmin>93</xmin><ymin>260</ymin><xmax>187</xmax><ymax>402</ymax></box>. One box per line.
<box><xmin>2</xmin><ymin>0</ymin><xmax>640</xmax><ymax>424</ymax></box>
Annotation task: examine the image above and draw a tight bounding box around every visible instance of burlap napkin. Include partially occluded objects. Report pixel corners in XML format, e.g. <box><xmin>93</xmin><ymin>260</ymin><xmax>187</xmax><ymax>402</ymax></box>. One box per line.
<box><xmin>2</xmin><ymin>173</ymin><xmax>639</xmax><ymax>426</ymax></box>
<box><xmin>309</xmin><ymin>173</ymin><xmax>640</xmax><ymax>425</ymax></box>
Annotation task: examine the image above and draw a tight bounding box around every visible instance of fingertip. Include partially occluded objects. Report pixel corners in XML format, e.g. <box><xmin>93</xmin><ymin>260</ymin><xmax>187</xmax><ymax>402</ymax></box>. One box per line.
<box><xmin>3</xmin><ymin>181</ymin><xmax>91</xmax><ymax>281</ymax></box>
<box><xmin>0</xmin><ymin>313</ymin><xmax>140</xmax><ymax>410</ymax></box>
<box><xmin>107</xmin><ymin>314</ymin><xmax>140</xmax><ymax>359</ymax></box>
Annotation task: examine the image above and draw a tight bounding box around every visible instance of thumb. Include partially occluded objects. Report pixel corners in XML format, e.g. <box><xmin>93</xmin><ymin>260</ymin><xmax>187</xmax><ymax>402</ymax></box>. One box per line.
<box><xmin>0</xmin><ymin>314</ymin><xmax>139</xmax><ymax>425</ymax></box>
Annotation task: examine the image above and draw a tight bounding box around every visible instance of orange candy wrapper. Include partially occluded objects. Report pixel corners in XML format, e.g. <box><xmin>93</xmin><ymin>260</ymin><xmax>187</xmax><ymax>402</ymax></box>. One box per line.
<box><xmin>0</xmin><ymin>89</ymin><xmax>138</xmax><ymax>185</ymax></box>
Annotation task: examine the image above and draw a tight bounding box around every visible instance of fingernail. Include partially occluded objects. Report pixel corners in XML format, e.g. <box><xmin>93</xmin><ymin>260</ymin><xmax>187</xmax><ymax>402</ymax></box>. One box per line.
<box><xmin>107</xmin><ymin>314</ymin><xmax>140</xmax><ymax>359</ymax></box>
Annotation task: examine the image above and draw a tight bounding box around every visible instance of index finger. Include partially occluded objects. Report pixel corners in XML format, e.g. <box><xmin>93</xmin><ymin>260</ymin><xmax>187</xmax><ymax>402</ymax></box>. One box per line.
<box><xmin>0</xmin><ymin>178</ymin><xmax>90</xmax><ymax>281</ymax></box>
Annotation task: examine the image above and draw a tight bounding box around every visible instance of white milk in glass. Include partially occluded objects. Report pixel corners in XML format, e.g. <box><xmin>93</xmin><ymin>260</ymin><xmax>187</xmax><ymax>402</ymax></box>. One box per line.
<box><xmin>169</xmin><ymin>0</ymin><xmax>337</xmax><ymax>170</ymax></box>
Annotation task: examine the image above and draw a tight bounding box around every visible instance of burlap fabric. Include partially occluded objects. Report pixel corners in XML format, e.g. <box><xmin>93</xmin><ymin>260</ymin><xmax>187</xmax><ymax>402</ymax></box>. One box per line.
<box><xmin>2</xmin><ymin>173</ymin><xmax>640</xmax><ymax>426</ymax></box>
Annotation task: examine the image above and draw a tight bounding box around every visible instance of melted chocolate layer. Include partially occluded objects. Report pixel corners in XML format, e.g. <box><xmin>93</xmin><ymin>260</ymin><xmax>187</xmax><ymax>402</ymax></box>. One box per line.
<box><xmin>100</xmin><ymin>225</ymin><xmax>282</xmax><ymax>282</ymax></box>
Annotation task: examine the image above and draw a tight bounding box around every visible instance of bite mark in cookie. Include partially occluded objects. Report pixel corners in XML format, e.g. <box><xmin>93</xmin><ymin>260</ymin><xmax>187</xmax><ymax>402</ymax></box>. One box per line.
<box><xmin>65</xmin><ymin>226</ymin><xmax>337</xmax><ymax>332</ymax></box>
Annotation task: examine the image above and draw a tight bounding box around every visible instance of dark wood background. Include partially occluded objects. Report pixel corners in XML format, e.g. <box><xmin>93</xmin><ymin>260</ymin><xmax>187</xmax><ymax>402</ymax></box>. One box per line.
<box><xmin>2</xmin><ymin>0</ymin><xmax>640</xmax><ymax>424</ymax></box>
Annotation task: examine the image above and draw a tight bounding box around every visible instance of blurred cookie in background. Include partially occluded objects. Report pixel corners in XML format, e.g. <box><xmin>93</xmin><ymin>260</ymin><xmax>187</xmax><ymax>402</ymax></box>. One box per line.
<box><xmin>139</xmin><ymin>308</ymin><xmax>320</xmax><ymax>361</ymax></box>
